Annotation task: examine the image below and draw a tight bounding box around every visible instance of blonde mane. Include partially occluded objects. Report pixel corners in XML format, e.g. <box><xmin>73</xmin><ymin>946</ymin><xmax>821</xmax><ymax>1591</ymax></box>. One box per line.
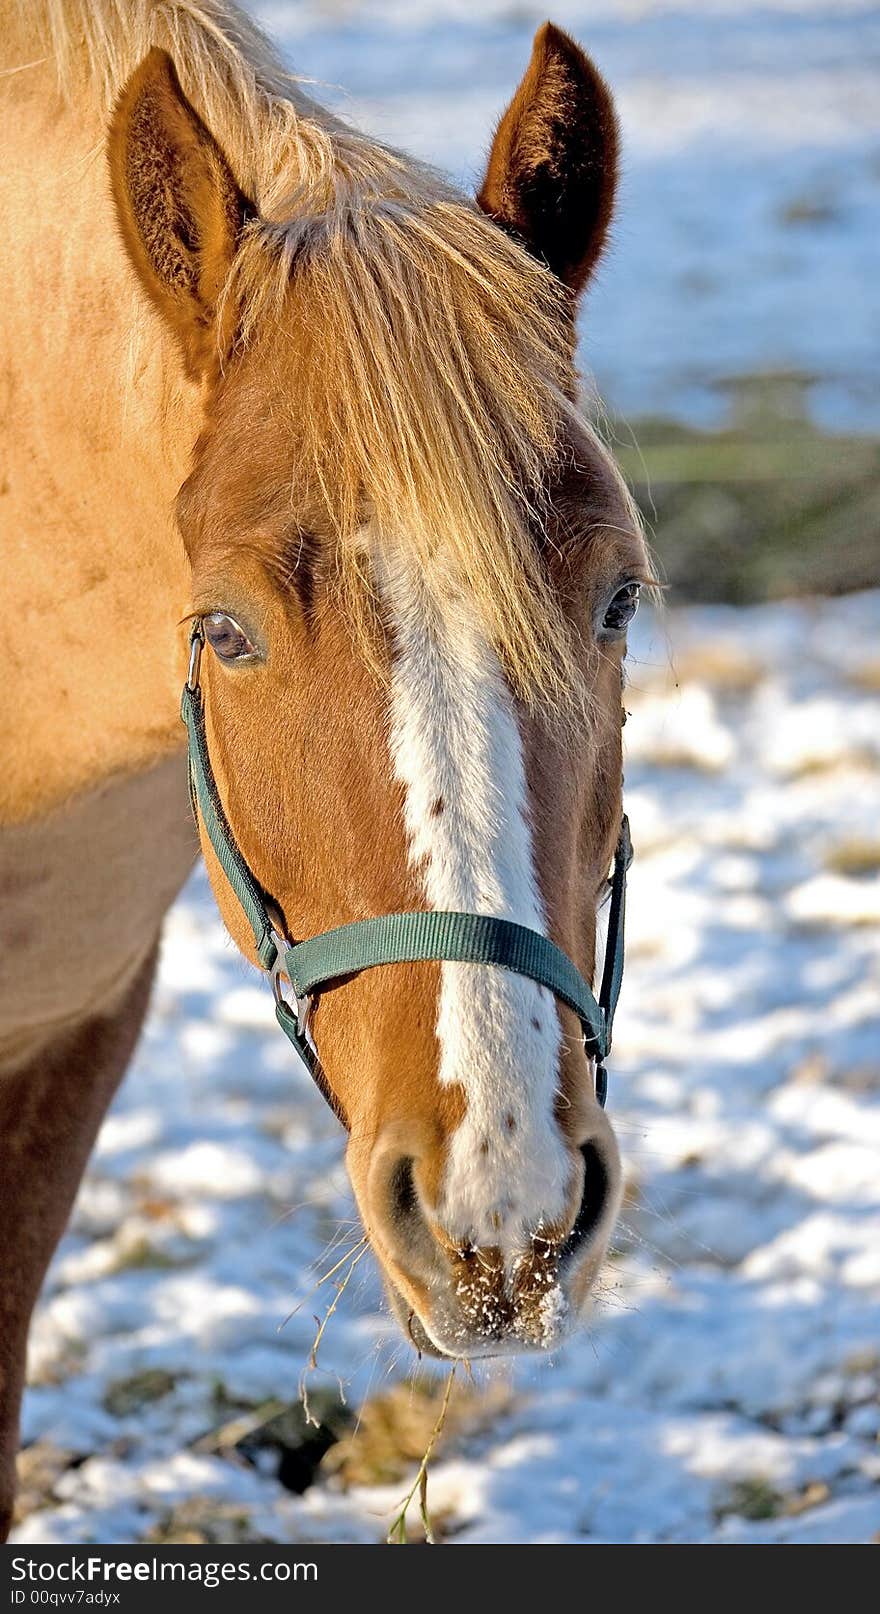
<box><xmin>13</xmin><ymin>0</ymin><xmax>632</xmax><ymax>707</ymax></box>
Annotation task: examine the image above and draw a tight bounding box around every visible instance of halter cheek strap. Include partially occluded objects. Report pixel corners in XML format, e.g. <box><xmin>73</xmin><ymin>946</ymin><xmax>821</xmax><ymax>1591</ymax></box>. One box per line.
<box><xmin>180</xmin><ymin>623</ymin><xmax>632</xmax><ymax>1110</ymax></box>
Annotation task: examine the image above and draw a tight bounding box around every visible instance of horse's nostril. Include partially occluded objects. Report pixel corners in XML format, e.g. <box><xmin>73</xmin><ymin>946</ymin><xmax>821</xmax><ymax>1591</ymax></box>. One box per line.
<box><xmin>388</xmin><ymin>1156</ymin><xmax>419</xmax><ymax>1226</ymax></box>
<box><xmin>379</xmin><ymin>1153</ymin><xmax>441</xmax><ymax>1282</ymax></box>
<box><xmin>562</xmin><ymin>1141</ymin><xmax>610</xmax><ymax>1262</ymax></box>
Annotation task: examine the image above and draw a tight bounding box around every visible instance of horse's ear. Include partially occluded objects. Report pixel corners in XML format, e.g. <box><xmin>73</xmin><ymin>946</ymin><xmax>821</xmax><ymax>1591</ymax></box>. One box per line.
<box><xmin>477</xmin><ymin>22</ymin><xmax>618</xmax><ymax>298</ymax></box>
<box><xmin>108</xmin><ymin>48</ymin><xmax>249</xmax><ymax>376</ymax></box>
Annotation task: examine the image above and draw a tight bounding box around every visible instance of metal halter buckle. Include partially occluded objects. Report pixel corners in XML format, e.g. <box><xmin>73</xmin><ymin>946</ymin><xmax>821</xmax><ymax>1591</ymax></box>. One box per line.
<box><xmin>271</xmin><ymin>963</ymin><xmax>315</xmax><ymax>1049</ymax></box>
<box><xmin>187</xmin><ymin>622</ymin><xmax>204</xmax><ymax>691</ymax></box>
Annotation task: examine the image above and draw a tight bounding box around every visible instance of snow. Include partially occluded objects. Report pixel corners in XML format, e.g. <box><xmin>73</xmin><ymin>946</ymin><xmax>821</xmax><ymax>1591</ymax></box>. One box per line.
<box><xmin>11</xmin><ymin>1</ymin><xmax>880</xmax><ymax>1549</ymax></box>
<box><xmin>13</xmin><ymin>588</ymin><xmax>880</xmax><ymax>1546</ymax></box>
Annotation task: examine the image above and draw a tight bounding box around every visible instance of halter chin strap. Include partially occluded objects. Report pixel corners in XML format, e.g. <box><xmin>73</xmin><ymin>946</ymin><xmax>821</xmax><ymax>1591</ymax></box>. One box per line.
<box><xmin>180</xmin><ymin>622</ymin><xmax>632</xmax><ymax>1110</ymax></box>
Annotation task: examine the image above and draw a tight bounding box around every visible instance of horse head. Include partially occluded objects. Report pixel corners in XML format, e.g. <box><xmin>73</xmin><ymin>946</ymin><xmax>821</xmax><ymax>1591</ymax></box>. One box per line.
<box><xmin>108</xmin><ymin>24</ymin><xmax>649</xmax><ymax>1357</ymax></box>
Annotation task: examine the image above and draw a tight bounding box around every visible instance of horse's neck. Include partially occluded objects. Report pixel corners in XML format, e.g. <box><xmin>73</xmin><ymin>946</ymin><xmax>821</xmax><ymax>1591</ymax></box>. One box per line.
<box><xmin>0</xmin><ymin>60</ymin><xmax>202</xmax><ymax>824</ymax></box>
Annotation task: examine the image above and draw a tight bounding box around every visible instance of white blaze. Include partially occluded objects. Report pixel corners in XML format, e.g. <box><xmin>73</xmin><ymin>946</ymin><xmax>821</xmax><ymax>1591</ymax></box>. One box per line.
<box><xmin>380</xmin><ymin>553</ymin><xmax>572</xmax><ymax>1252</ymax></box>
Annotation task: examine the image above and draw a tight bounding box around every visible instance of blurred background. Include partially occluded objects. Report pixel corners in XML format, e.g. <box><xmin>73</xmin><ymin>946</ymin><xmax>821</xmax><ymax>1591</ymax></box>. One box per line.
<box><xmin>13</xmin><ymin>0</ymin><xmax>880</xmax><ymax>1548</ymax></box>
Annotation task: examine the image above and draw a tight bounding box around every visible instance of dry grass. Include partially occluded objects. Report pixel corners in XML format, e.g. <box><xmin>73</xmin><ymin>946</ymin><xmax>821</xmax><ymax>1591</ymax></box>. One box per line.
<box><xmin>824</xmin><ymin>837</ymin><xmax>880</xmax><ymax>878</ymax></box>
<box><xmin>784</xmin><ymin>1481</ymin><xmax>831</xmax><ymax>1517</ymax></box>
<box><xmin>670</xmin><ymin>643</ymin><xmax>766</xmax><ymax>693</ymax></box>
<box><xmin>297</xmin><ymin>1238</ymin><xmax>370</xmax><ymax>1426</ymax></box>
<box><xmin>714</xmin><ymin>1476</ymin><xmax>784</xmax><ymax>1522</ymax></box>
<box><xmin>323</xmin><ymin>1373</ymin><xmax>514</xmax><ymax>1496</ymax></box>
<box><xmin>384</xmin><ymin>1367</ymin><xmax>457</xmax><ymax>1544</ymax></box>
<box><xmin>13</xmin><ymin>1442</ymin><xmax>77</xmax><ymax>1526</ymax></box>
<box><xmin>102</xmin><ymin>1367</ymin><xmax>178</xmax><ymax>1417</ymax></box>
<box><xmin>26</xmin><ymin>1341</ymin><xmax>88</xmax><ymax>1389</ymax></box>
<box><xmin>715</xmin><ymin>1475</ymin><xmax>837</xmax><ymax>1525</ymax></box>
<box><xmin>787</xmin><ymin>749</ymin><xmax>878</xmax><ymax>780</ymax></box>
<box><xmin>632</xmin><ymin>743</ymin><xmax>727</xmax><ymax>775</ymax></box>
<box><xmin>105</xmin><ymin>1234</ymin><xmax>193</xmax><ymax>1273</ymax></box>
<box><xmin>146</xmin><ymin>1499</ymin><xmax>262</xmax><ymax>1544</ymax></box>
<box><xmin>846</xmin><ymin>661</ymin><xmax>880</xmax><ymax>693</ymax></box>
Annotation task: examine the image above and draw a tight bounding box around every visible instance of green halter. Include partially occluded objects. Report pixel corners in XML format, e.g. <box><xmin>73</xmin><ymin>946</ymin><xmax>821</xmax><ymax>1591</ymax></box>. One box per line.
<box><xmin>181</xmin><ymin>622</ymin><xmax>632</xmax><ymax>1110</ymax></box>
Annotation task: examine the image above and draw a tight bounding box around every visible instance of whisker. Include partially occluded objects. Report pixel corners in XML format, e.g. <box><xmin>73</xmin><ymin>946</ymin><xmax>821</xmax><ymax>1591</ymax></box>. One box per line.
<box><xmin>277</xmin><ymin>1235</ymin><xmax>369</xmax><ymax>1333</ymax></box>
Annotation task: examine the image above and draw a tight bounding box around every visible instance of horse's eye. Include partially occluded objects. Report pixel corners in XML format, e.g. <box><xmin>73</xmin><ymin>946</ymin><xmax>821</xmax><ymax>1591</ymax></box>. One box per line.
<box><xmin>601</xmin><ymin>582</ymin><xmax>641</xmax><ymax>637</ymax></box>
<box><xmin>203</xmin><ymin>611</ymin><xmax>258</xmax><ymax>662</ymax></box>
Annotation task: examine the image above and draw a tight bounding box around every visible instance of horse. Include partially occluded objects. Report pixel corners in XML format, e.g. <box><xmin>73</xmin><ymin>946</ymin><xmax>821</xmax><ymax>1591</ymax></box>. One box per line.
<box><xmin>0</xmin><ymin>0</ymin><xmax>650</xmax><ymax>1535</ymax></box>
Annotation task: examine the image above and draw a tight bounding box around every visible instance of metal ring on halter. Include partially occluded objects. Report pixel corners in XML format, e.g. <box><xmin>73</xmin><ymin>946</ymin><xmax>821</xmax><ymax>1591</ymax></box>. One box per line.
<box><xmin>187</xmin><ymin>623</ymin><xmax>204</xmax><ymax>691</ymax></box>
<box><xmin>272</xmin><ymin>963</ymin><xmax>315</xmax><ymax>1045</ymax></box>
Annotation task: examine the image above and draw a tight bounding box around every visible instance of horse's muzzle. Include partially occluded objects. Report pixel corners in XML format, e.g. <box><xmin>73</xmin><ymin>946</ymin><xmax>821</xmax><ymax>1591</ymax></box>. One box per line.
<box><xmin>358</xmin><ymin>1119</ymin><xmax>622</xmax><ymax>1359</ymax></box>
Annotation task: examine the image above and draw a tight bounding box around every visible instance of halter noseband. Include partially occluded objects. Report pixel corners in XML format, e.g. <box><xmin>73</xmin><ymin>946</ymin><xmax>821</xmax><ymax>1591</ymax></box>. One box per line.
<box><xmin>181</xmin><ymin>621</ymin><xmax>632</xmax><ymax>1110</ymax></box>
